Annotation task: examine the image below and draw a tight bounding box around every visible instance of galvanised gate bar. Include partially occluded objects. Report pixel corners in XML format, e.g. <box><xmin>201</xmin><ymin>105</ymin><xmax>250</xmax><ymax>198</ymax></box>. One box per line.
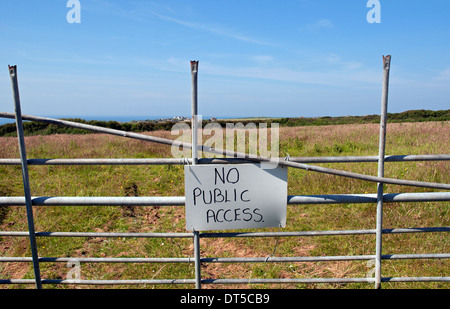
<box><xmin>0</xmin><ymin>58</ymin><xmax>449</xmax><ymax>289</ymax></box>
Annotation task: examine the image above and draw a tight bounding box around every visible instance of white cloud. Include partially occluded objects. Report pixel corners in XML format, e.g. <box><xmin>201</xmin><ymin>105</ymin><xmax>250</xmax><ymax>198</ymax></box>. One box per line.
<box><xmin>150</xmin><ymin>11</ymin><xmax>271</xmax><ymax>45</ymax></box>
<box><xmin>300</xmin><ymin>18</ymin><xmax>334</xmax><ymax>31</ymax></box>
<box><xmin>251</xmin><ymin>55</ymin><xmax>274</xmax><ymax>64</ymax></box>
<box><xmin>323</xmin><ymin>53</ymin><xmax>363</xmax><ymax>71</ymax></box>
<box><xmin>200</xmin><ymin>61</ymin><xmax>378</xmax><ymax>86</ymax></box>
<box><xmin>85</xmin><ymin>0</ymin><xmax>271</xmax><ymax>45</ymax></box>
<box><xmin>434</xmin><ymin>68</ymin><xmax>450</xmax><ymax>81</ymax></box>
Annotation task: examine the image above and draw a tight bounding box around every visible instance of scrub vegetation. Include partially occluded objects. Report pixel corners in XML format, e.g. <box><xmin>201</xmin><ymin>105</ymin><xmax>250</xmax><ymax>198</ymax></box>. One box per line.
<box><xmin>0</xmin><ymin>120</ymin><xmax>448</xmax><ymax>289</ymax></box>
<box><xmin>0</xmin><ymin>109</ymin><xmax>449</xmax><ymax>137</ymax></box>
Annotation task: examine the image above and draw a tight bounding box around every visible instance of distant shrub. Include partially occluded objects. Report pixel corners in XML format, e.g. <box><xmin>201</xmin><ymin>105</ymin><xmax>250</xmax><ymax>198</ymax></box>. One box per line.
<box><xmin>0</xmin><ymin>109</ymin><xmax>448</xmax><ymax>137</ymax></box>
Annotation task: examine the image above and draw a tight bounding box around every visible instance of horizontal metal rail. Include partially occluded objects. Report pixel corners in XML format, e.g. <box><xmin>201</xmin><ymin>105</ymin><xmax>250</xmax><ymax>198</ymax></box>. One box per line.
<box><xmin>0</xmin><ymin>279</ymin><xmax>196</xmax><ymax>285</ymax></box>
<box><xmin>1</xmin><ymin>227</ymin><xmax>448</xmax><ymax>238</ymax></box>
<box><xmin>0</xmin><ymin>154</ymin><xmax>449</xmax><ymax>165</ymax></box>
<box><xmin>0</xmin><ymin>255</ymin><xmax>447</xmax><ymax>286</ymax></box>
<box><xmin>1</xmin><ymin>253</ymin><xmax>448</xmax><ymax>264</ymax></box>
<box><xmin>1</xmin><ymin>192</ymin><xmax>449</xmax><ymax>206</ymax></box>
<box><xmin>201</xmin><ymin>254</ymin><xmax>450</xmax><ymax>263</ymax></box>
<box><xmin>1</xmin><ymin>276</ymin><xmax>448</xmax><ymax>286</ymax></box>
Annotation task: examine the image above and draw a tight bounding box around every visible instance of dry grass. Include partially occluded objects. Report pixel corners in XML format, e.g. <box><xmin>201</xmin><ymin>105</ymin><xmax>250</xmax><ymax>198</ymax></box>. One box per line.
<box><xmin>0</xmin><ymin>121</ymin><xmax>448</xmax><ymax>289</ymax></box>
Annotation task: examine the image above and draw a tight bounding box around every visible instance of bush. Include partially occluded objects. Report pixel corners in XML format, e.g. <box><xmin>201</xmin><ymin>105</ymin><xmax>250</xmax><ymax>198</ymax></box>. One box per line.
<box><xmin>0</xmin><ymin>109</ymin><xmax>448</xmax><ymax>137</ymax></box>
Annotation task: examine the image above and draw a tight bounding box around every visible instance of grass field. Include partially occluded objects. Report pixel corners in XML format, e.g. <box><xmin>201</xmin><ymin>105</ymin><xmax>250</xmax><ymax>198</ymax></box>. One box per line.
<box><xmin>0</xmin><ymin>121</ymin><xmax>448</xmax><ymax>289</ymax></box>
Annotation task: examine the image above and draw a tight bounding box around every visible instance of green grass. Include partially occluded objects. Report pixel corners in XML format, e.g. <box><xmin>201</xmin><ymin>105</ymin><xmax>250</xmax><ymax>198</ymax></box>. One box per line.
<box><xmin>0</xmin><ymin>122</ymin><xmax>449</xmax><ymax>289</ymax></box>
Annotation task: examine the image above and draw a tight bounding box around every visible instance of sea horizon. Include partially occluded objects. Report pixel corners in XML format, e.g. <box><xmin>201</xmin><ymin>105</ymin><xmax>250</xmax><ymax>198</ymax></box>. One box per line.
<box><xmin>0</xmin><ymin>114</ymin><xmax>254</xmax><ymax>125</ymax></box>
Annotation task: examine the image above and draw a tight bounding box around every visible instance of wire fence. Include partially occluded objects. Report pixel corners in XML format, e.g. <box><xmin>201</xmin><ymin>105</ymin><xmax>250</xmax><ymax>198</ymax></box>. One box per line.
<box><xmin>0</xmin><ymin>60</ymin><xmax>449</xmax><ymax>289</ymax></box>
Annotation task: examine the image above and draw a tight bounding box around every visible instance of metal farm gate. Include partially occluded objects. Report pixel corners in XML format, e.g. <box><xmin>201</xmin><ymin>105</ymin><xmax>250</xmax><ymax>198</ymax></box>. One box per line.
<box><xmin>0</xmin><ymin>57</ymin><xmax>449</xmax><ymax>289</ymax></box>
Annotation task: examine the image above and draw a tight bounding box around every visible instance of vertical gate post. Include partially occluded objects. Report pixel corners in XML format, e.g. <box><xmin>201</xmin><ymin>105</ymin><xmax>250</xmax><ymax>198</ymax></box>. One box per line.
<box><xmin>8</xmin><ymin>65</ymin><xmax>42</xmax><ymax>289</ymax></box>
<box><xmin>375</xmin><ymin>55</ymin><xmax>391</xmax><ymax>289</ymax></box>
<box><xmin>190</xmin><ymin>60</ymin><xmax>202</xmax><ymax>289</ymax></box>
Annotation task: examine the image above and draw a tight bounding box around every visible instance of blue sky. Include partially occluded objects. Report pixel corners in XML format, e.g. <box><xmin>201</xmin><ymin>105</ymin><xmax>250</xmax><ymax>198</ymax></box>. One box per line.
<box><xmin>0</xmin><ymin>0</ymin><xmax>449</xmax><ymax>121</ymax></box>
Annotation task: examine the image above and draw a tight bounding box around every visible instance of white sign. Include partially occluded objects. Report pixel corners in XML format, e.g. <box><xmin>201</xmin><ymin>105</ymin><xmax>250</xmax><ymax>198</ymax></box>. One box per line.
<box><xmin>184</xmin><ymin>164</ymin><xmax>287</xmax><ymax>231</ymax></box>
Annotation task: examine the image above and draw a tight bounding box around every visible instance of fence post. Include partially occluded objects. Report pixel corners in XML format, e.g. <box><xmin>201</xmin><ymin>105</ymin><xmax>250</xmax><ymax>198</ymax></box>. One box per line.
<box><xmin>375</xmin><ymin>55</ymin><xmax>391</xmax><ymax>289</ymax></box>
<box><xmin>190</xmin><ymin>60</ymin><xmax>202</xmax><ymax>289</ymax></box>
<box><xmin>8</xmin><ymin>65</ymin><xmax>42</xmax><ymax>289</ymax></box>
